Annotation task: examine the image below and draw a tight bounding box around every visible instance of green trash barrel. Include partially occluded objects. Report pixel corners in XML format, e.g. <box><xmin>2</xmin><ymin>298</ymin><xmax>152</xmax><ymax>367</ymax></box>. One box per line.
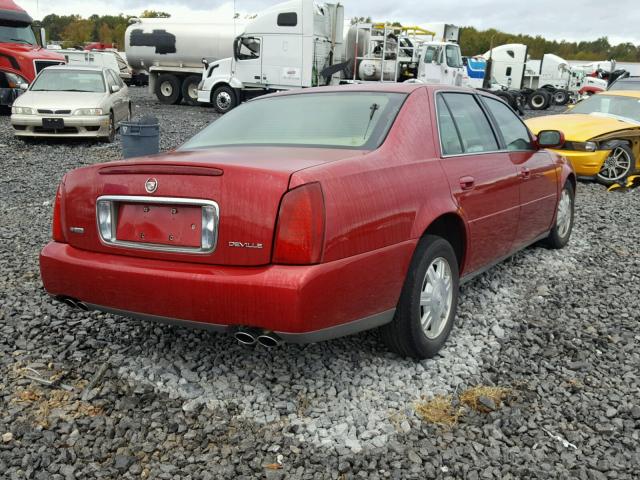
<box><xmin>120</xmin><ymin>116</ymin><xmax>160</xmax><ymax>159</ymax></box>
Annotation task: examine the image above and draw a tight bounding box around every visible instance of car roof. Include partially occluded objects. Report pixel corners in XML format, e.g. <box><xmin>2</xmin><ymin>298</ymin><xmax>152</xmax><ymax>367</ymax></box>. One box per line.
<box><xmin>41</xmin><ymin>65</ymin><xmax>108</xmax><ymax>72</ymax></box>
<box><xmin>258</xmin><ymin>83</ymin><xmax>478</xmax><ymax>99</ymax></box>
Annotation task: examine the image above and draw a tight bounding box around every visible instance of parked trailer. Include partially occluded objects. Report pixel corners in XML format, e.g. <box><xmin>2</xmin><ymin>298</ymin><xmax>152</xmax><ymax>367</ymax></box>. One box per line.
<box><xmin>124</xmin><ymin>19</ymin><xmax>245</xmax><ymax>105</ymax></box>
<box><xmin>0</xmin><ymin>0</ymin><xmax>64</xmax><ymax>107</ymax></box>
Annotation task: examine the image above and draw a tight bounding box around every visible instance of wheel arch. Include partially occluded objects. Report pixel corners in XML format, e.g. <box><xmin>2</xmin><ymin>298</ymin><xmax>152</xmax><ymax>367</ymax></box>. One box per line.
<box><xmin>419</xmin><ymin>212</ymin><xmax>467</xmax><ymax>273</ymax></box>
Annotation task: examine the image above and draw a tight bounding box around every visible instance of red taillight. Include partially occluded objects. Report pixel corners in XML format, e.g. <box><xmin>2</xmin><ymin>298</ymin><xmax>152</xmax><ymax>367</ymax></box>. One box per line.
<box><xmin>273</xmin><ymin>183</ymin><xmax>325</xmax><ymax>265</ymax></box>
<box><xmin>52</xmin><ymin>182</ymin><xmax>66</xmax><ymax>243</ymax></box>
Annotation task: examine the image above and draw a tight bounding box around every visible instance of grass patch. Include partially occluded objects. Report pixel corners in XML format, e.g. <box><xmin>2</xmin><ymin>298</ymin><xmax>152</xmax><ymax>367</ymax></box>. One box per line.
<box><xmin>415</xmin><ymin>385</ymin><xmax>512</xmax><ymax>426</ymax></box>
<box><xmin>460</xmin><ymin>386</ymin><xmax>512</xmax><ymax>413</ymax></box>
<box><xmin>414</xmin><ymin>395</ymin><xmax>463</xmax><ymax>427</ymax></box>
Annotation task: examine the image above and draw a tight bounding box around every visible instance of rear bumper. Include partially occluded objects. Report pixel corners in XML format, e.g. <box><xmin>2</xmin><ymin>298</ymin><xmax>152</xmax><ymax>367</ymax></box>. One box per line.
<box><xmin>11</xmin><ymin>114</ymin><xmax>110</xmax><ymax>138</ymax></box>
<box><xmin>550</xmin><ymin>149</ymin><xmax>609</xmax><ymax>177</ymax></box>
<box><xmin>40</xmin><ymin>241</ymin><xmax>415</xmax><ymax>341</ymax></box>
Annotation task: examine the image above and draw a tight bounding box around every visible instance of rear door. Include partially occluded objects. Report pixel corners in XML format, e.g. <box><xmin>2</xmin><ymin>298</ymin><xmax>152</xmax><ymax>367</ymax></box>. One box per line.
<box><xmin>435</xmin><ymin>91</ymin><xmax>520</xmax><ymax>274</ymax></box>
<box><xmin>481</xmin><ymin>95</ymin><xmax>558</xmax><ymax>248</ymax></box>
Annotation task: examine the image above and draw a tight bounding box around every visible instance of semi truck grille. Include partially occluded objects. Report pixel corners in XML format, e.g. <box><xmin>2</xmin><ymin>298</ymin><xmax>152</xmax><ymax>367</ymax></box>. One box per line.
<box><xmin>34</xmin><ymin>61</ymin><xmax>65</xmax><ymax>74</ymax></box>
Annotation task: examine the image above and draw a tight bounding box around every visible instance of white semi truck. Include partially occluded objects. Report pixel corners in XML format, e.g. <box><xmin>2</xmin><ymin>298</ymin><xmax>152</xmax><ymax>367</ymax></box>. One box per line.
<box><xmin>196</xmin><ymin>0</ymin><xmax>468</xmax><ymax>113</ymax></box>
<box><xmin>124</xmin><ymin>19</ymin><xmax>246</xmax><ymax>105</ymax></box>
<box><xmin>483</xmin><ymin>43</ymin><xmax>608</xmax><ymax>109</ymax></box>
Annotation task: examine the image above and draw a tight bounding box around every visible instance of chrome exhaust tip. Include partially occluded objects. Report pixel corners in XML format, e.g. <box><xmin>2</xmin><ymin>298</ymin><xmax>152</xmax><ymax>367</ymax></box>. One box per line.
<box><xmin>75</xmin><ymin>301</ymin><xmax>89</xmax><ymax>311</ymax></box>
<box><xmin>234</xmin><ymin>330</ymin><xmax>257</xmax><ymax>346</ymax></box>
<box><xmin>57</xmin><ymin>296</ymin><xmax>78</xmax><ymax>309</ymax></box>
<box><xmin>257</xmin><ymin>333</ymin><xmax>282</xmax><ymax>348</ymax></box>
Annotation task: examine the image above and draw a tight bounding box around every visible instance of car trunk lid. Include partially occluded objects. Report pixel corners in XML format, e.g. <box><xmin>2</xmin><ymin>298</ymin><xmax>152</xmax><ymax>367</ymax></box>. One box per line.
<box><xmin>61</xmin><ymin>147</ymin><xmax>363</xmax><ymax>266</ymax></box>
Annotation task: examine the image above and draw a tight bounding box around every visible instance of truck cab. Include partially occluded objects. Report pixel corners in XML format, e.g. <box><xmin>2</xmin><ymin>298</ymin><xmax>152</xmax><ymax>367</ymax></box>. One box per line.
<box><xmin>0</xmin><ymin>0</ymin><xmax>65</xmax><ymax>107</ymax></box>
<box><xmin>198</xmin><ymin>0</ymin><xmax>345</xmax><ymax>113</ymax></box>
<box><xmin>416</xmin><ymin>41</ymin><xmax>468</xmax><ymax>86</ymax></box>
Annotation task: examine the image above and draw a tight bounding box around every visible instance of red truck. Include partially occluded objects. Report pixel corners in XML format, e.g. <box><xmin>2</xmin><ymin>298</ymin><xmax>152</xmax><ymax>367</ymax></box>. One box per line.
<box><xmin>0</xmin><ymin>0</ymin><xmax>64</xmax><ymax>107</ymax></box>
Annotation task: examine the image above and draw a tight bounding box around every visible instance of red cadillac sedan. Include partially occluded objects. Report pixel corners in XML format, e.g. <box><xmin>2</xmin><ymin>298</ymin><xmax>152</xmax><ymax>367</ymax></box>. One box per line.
<box><xmin>40</xmin><ymin>84</ymin><xmax>575</xmax><ymax>359</ymax></box>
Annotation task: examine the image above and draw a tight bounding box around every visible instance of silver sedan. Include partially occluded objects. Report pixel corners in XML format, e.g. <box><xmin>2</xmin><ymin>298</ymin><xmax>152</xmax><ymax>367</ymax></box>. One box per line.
<box><xmin>11</xmin><ymin>65</ymin><xmax>130</xmax><ymax>142</ymax></box>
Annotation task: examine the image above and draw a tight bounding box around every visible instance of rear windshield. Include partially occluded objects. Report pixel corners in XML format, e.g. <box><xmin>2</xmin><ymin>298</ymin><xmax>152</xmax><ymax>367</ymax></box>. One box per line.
<box><xmin>30</xmin><ymin>70</ymin><xmax>106</xmax><ymax>93</ymax></box>
<box><xmin>180</xmin><ymin>92</ymin><xmax>406</xmax><ymax>150</ymax></box>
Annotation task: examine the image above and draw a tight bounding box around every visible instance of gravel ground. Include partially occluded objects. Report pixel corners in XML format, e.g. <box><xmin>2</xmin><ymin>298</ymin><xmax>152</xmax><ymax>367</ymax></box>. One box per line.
<box><xmin>1</xmin><ymin>88</ymin><xmax>639</xmax><ymax>479</ymax></box>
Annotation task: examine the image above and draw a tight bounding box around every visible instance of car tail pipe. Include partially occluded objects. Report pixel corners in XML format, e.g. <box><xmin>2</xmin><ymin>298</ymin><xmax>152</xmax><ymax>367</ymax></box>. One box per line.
<box><xmin>56</xmin><ymin>296</ymin><xmax>89</xmax><ymax>311</ymax></box>
<box><xmin>257</xmin><ymin>332</ymin><xmax>283</xmax><ymax>348</ymax></box>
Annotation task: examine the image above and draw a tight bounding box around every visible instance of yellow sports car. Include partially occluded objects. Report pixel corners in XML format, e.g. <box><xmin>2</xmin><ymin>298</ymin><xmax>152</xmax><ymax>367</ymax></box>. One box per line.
<box><xmin>526</xmin><ymin>91</ymin><xmax>640</xmax><ymax>185</ymax></box>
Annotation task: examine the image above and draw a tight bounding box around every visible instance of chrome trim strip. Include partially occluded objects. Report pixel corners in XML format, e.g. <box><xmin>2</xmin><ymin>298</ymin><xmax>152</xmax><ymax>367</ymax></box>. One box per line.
<box><xmin>84</xmin><ymin>303</ymin><xmax>397</xmax><ymax>344</ymax></box>
<box><xmin>96</xmin><ymin>195</ymin><xmax>220</xmax><ymax>255</ymax></box>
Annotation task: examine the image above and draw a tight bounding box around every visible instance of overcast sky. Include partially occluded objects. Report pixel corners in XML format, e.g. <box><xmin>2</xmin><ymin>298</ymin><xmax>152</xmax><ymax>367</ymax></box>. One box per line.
<box><xmin>22</xmin><ymin>0</ymin><xmax>640</xmax><ymax>46</ymax></box>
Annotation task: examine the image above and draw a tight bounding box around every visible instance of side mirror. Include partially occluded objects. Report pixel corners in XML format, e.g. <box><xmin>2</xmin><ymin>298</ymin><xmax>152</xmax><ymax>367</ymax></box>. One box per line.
<box><xmin>18</xmin><ymin>83</ymin><xmax>29</xmax><ymax>90</ymax></box>
<box><xmin>202</xmin><ymin>58</ymin><xmax>209</xmax><ymax>69</ymax></box>
<box><xmin>110</xmin><ymin>85</ymin><xmax>121</xmax><ymax>93</ymax></box>
<box><xmin>40</xmin><ymin>27</ymin><xmax>46</xmax><ymax>47</ymax></box>
<box><xmin>537</xmin><ymin>130</ymin><xmax>564</xmax><ymax>149</ymax></box>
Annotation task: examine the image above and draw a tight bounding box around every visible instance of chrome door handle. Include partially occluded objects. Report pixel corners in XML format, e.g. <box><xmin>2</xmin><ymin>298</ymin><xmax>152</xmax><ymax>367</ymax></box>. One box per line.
<box><xmin>520</xmin><ymin>168</ymin><xmax>531</xmax><ymax>180</ymax></box>
<box><xmin>460</xmin><ymin>176</ymin><xmax>475</xmax><ymax>191</ymax></box>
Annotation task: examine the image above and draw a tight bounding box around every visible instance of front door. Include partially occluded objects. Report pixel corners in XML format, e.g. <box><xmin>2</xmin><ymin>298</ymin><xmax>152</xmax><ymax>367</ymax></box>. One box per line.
<box><xmin>481</xmin><ymin>96</ymin><xmax>558</xmax><ymax>248</ymax></box>
<box><xmin>435</xmin><ymin>92</ymin><xmax>520</xmax><ymax>275</ymax></box>
<box><xmin>233</xmin><ymin>36</ymin><xmax>263</xmax><ymax>86</ymax></box>
<box><xmin>419</xmin><ymin>45</ymin><xmax>444</xmax><ymax>84</ymax></box>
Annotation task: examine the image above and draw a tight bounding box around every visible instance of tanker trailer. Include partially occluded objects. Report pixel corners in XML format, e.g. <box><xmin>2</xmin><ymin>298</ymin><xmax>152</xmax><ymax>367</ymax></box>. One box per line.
<box><xmin>125</xmin><ymin>19</ymin><xmax>245</xmax><ymax>105</ymax></box>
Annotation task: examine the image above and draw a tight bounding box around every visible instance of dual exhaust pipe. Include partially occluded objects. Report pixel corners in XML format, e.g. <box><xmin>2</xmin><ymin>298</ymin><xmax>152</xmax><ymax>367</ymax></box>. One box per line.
<box><xmin>57</xmin><ymin>296</ymin><xmax>282</xmax><ymax>348</ymax></box>
<box><xmin>234</xmin><ymin>329</ymin><xmax>283</xmax><ymax>348</ymax></box>
<box><xmin>57</xmin><ymin>296</ymin><xmax>89</xmax><ymax>311</ymax></box>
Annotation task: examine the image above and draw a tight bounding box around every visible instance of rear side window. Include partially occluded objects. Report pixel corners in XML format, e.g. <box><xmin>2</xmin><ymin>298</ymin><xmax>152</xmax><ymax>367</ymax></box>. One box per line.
<box><xmin>440</xmin><ymin>93</ymin><xmax>499</xmax><ymax>154</ymax></box>
<box><xmin>436</xmin><ymin>96</ymin><xmax>463</xmax><ymax>155</ymax></box>
<box><xmin>483</xmin><ymin>97</ymin><xmax>534</xmax><ymax>151</ymax></box>
<box><xmin>277</xmin><ymin>12</ymin><xmax>298</xmax><ymax>27</ymax></box>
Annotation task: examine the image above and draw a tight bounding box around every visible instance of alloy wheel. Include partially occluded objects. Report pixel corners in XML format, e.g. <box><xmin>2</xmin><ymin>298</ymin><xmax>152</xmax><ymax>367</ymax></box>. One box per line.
<box><xmin>216</xmin><ymin>92</ymin><xmax>232</xmax><ymax>111</ymax></box>
<box><xmin>556</xmin><ymin>188</ymin><xmax>572</xmax><ymax>238</ymax></box>
<box><xmin>598</xmin><ymin>147</ymin><xmax>632</xmax><ymax>182</ymax></box>
<box><xmin>160</xmin><ymin>81</ymin><xmax>173</xmax><ymax>97</ymax></box>
<box><xmin>420</xmin><ymin>257</ymin><xmax>454</xmax><ymax>339</ymax></box>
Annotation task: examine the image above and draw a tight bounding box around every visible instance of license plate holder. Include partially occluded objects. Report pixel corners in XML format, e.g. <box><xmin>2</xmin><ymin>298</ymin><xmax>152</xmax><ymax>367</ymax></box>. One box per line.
<box><xmin>116</xmin><ymin>203</ymin><xmax>202</xmax><ymax>248</ymax></box>
<box><xmin>42</xmin><ymin>118</ymin><xmax>64</xmax><ymax>129</ymax></box>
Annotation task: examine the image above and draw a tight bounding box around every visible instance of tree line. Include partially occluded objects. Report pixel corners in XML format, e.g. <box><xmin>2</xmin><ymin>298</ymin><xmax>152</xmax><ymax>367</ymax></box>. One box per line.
<box><xmin>40</xmin><ymin>11</ymin><xmax>170</xmax><ymax>49</ymax></box>
<box><xmin>40</xmin><ymin>12</ymin><xmax>640</xmax><ymax>63</ymax></box>
<box><xmin>459</xmin><ymin>27</ymin><xmax>640</xmax><ymax>62</ymax></box>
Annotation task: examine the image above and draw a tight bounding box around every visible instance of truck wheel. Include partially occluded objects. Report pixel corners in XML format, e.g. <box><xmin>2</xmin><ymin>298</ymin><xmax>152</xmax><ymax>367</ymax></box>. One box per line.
<box><xmin>528</xmin><ymin>90</ymin><xmax>551</xmax><ymax>110</ymax></box>
<box><xmin>181</xmin><ymin>75</ymin><xmax>201</xmax><ymax>106</ymax></box>
<box><xmin>380</xmin><ymin>235</ymin><xmax>459</xmax><ymax>359</ymax></box>
<box><xmin>552</xmin><ymin>90</ymin><xmax>570</xmax><ymax>106</ymax></box>
<box><xmin>212</xmin><ymin>85</ymin><xmax>238</xmax><ymax>114</ymax></box>
<box><xmin>155</xmin><ymin>74</ymin><xmax>183</xmax><ymax>105</ymax></box>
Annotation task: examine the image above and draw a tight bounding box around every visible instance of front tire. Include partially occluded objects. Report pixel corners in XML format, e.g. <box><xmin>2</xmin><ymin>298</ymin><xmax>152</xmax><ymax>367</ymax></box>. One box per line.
<box><xmin>552</xmin><ymin>90</ymin><xmax>570</xmax><ymax>106</ymax></box>
<box><xmin>596</xmin><ymin>144</ymin><xmax>636</xmax><ymax>186</ymax></box>
<box><xmin>381</xmin><ymin>235</ymin><xmax>460</xmax><ymax>359</ymax></box>
<box><xmin>102</xmin><ymin>112</ymin><xmax>116</xmax><ymax>143</ymax></box>
<box><xmin>212</xmin><ymin>85</ymin><xmax>238</xmax><ymax>114</ymax></box>
<box><xmin>544</xmin><ymin>181</ymin><xmax>575</xmax><ymax>249</ymax></box>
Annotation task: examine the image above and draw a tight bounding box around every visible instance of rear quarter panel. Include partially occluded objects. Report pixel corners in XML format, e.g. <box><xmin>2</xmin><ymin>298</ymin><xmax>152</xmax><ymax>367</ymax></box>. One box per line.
<box><xmin>290</xmin><ymin>87</ymin><xmax>461</xmax><ymax>264</ymax></box>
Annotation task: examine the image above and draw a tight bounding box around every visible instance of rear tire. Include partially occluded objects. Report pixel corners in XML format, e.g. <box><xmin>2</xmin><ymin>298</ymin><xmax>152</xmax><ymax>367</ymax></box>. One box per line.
<box><xmin>544</xmin><ymin>181</ymin><xmax>575</xmax><ymax>249</ymax></box>
<box><xmin>212</xmin><ymin>85</ymin><xmax>238</xmax><ymax>114</ymax></box>
<box><xmin>552</xmin><ymin>89</ymin><xmax>570</xmax><ymax>106</ymax></box>
<box><xmin>381</xmin><ymin>235</ymin><xmax>460</xmax><ymax>359</ymax></box>
<box><xmin>528</xmin><ymin>90</ymin><xmax>551</xmax><ymax>110</ymax></box>
<box><xmin>155</xmin><ymin>74</ymin><xmax>183</xmax><ymax>105</ymax></box>
<box><xmin>181</xmin><ymin>75</ymin><xmax>201</xmax><ymax>106</ymax></box>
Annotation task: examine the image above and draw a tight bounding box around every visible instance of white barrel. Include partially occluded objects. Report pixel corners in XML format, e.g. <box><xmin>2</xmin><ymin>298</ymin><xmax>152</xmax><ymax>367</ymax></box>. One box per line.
<box><xmin>125</xmin><ymin>20</ymin><xmax>245</xmax><ymax>70</ymax></box>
